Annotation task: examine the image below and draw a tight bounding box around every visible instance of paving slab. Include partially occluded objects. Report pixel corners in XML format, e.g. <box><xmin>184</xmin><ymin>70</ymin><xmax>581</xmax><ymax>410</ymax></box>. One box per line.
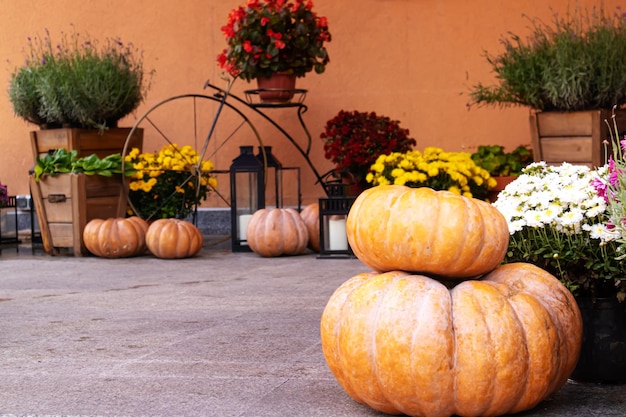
<box><xmin>0</xmin><ymin>244</ymin><xmax>625</xmax><ymax>417</ymax></box>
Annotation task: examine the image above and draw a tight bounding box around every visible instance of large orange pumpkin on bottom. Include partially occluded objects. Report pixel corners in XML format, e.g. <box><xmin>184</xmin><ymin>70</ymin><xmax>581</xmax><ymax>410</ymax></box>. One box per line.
<box><xmin>246</xmin><ymin>208</ymin><xmax>309</xmax><ymax>257</ymax></box>
<box><xmin>346</xmin><ymin>185</ymin><xmax>509</xmax><ymax>278</ymax></box>
<box><xmin>83</xmin><ymin>216</ymin><xmax>149</xmax><ymax>258</ymax></box>
<box><xmin>320</xmin><ymin>263</ymin><xmax>582</xmax><ymax>417</ymax></box>
<box><xmin>145</xmin><ymin>219</ymin><xmax>203</xmax><ymax>259</ymax></box>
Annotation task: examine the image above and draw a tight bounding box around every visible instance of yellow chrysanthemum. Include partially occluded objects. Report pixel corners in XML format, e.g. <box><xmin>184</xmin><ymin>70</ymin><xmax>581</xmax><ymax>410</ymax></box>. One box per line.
<box><xmin>448</xmin><ymin>185</ymin><xmax>461</xmax><ymax>195</ymax></box>
<box><xmin>141</xmin><ymin>181</ymin><xmax>154</xmax><ymax>192</ymax></box>
<box><xmin>201</xmin><ymin>160</ymin><xmax>214</xmax><ymax>171</ymax></box>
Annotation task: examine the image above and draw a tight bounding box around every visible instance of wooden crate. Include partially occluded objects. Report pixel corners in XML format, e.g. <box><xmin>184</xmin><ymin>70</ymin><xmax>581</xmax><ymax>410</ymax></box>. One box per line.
<box><xmin>529</xmin><ymin>109</ymin><xmax>626</xmax><ymax>168</ymax></box>
<box><xmin>30</xmin><ymin>127</ymin><xmax>143</xmax><ymax>161</ymax></box>
<box><xmin>29</xmin><ymin>173</ymin><xmax>127</xmax><ymax>256</ymax></box>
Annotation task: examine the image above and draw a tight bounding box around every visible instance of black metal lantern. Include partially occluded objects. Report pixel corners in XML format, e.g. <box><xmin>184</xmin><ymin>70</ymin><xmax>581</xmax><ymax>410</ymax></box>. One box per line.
<box><xmin>230</xmin><ymin>146</ymin><xmax>265</xmax><ymax>252</ymax></box>
<box><xmin>318</xmin><ymin>182</ymin><xmax>356</xmax><ymax>258</ymax></box>
<box><xmin>256</xmin><ymin>146</ymin><xmax>301</xmax><ymax>211</ymax></box>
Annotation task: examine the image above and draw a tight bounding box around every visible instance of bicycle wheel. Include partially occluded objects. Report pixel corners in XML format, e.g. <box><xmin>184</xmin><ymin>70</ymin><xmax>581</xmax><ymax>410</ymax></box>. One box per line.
<box><xmin>122</xmin><ymin>93</ymin><xmax>264</xmax><ymax>245</ymax></box>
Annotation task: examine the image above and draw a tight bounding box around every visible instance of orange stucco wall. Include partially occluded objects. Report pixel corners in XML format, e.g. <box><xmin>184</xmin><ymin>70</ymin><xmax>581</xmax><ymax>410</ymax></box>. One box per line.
<box><xmin>1</xmin><ymin>0</ymin><xmax>621</xmax><ymax>204</ymax></box>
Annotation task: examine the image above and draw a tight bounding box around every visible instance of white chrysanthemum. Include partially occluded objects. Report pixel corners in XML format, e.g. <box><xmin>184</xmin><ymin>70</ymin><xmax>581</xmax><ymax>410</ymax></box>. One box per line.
<box><xmin>523</xmin><ymin>210</ymin><xmax>546</xmax><ymax>228</ymax></box>
<box><xmin>526</xmin><ymin>189</ymin><xmax>556</xmax><ymax>210</ymax></box>
<box><xmin>536</xmin><ymin>207</ymin><xmax>559</xmax><ymax>225</ymax></box>
<box><xmin>583</xmin><ymin>196</ymin><xmax>607</xmax><ymax>218</ymax></box>
<box><xmin>559</xmin><ymin>208</ymin><xmax>584</xmax><ymax>228</ymax></box>
<box><xmin>493</xmin><ymin>161</ymin><xmax>622</xmax><ymax>240</ymax></box>
<box><xmin>584</xmin><ymin>223</ymin><xmax>621</xmax><ymax>242</ymax></box>
<box><xmin>508</xmin><ymin>219</ymin><xmax>527</xmax><ymax>234</ymax></box>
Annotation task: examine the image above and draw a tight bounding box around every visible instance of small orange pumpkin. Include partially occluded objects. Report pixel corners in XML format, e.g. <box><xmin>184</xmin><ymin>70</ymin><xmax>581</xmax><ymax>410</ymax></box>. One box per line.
<box><xmin>82</xmin><ymin>216</ymin><xmax>149</xmax><ymax>258</ymax></box>
<box><xmin>246</xmin><ymin>208</ymin><xmax>309</xmax><ymax>257</ymax></box>
<box><xmin>145</xmin><ymin>219</ymin><xmax>203</xmax><ymax>259</ymax></box>
<box><xmin>321</xmin><ymin>263</ymin><xmax>582</xmax><ymax>417</ymax></box>
<box><xmin>346</xmin><ymin>185</ymin><xmax>509</xmax><ymax>278</ymax></box>
<box><xmin>300</xmin><ymin>203</ymin><xmax>320</xmax><ymax>252</ymax></box>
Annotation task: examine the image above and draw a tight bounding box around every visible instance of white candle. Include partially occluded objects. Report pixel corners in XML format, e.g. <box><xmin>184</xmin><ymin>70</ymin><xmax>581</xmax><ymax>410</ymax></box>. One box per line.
<box><xmin>239</xmin><ymin>214</ymin><xmax>253</xmax><ymax>240</ymax></box>
<box><xmin>328</xmin><ymin>218</ymin><xmax>348</xmax><ymax>251</ymax></box>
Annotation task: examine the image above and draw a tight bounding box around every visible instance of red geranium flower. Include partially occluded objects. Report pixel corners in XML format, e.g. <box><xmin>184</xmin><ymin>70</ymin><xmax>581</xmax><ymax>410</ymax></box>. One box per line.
<box><xmin>217</xmin><ymin>0</ymin><xmax>331</xmax><ymax>81</ymax></box>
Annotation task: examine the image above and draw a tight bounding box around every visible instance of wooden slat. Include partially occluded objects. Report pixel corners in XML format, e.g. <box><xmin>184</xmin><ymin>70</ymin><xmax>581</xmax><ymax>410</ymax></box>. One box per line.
<box><xmin>48</xmin><ymin>223</ymin><xmax>74</xmax><ymax>247</ymax></box>
<box><xmin>540</xmin><ymin>137</ymin><xmax>593</xmax><ymax>163</ymax></box>
<box><xmin>42</xmin><ymin>199</ymin><xmax>74</xmax><ymax>223</ymax></box>
<box><xmin>86</xmin><ymin>197</ymin><xmax>124</xmax><ymax>221</ymax></box>
<box><xmin>30</xmin><ymin>127</ymin><xmax>144</xmax><ymax>160</ymax></box>
<box><xmin>536</xmin><ymin>111</ymin><xmax>594</xmax><ymax>136</ymax></box>
<box><xmin>29</xmin><ymin>175</ymin><xmax>56</xmax><ymax>255</ymax></box>
<box><xmin>38</xmin><ymin>175</ymin><xmax>72</xmax><ymax>197</ymax></box>
<box><xmin>84</xmin><ymin>175</ymin><xmax>125</xmax><ymax>197</ymax></box>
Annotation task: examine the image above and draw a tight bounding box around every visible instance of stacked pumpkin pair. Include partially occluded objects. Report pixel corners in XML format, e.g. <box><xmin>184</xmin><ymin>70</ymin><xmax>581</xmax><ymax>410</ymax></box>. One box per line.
<box><xmin>82</xmin><ymin>217</ymin><xmax>203</xmax><ymax>259</ymax></box>
<box><xmin>320</xmin><ymin>185</ymin><xmax>583</xmax><ymax>417</ymax></box>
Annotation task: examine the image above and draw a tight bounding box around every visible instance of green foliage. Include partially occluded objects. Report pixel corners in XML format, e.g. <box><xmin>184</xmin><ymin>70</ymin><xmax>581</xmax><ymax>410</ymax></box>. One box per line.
<box><xmin>34</xmin><ymin>148</ymin><xmax>125</xmax><ymax>181</ymax></box>
<box><xmin>470</xmin><ymin>145</ymin><xmax>533</xmax><ymax>176</ymax></box>
<box><xmin>9</xmin><ymin>28</ymin><xmax>152</xmax><ymax>130</ymax></box>
<box><xmin>469</xmin><ymin>6</ymin><xmax>626</xmax><ymax>111</ymax></box>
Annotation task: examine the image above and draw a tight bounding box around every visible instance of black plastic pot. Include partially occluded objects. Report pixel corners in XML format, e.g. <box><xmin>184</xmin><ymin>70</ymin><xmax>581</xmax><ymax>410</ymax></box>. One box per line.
<box><xmin>570</xmin><ymin>296</ymin><xmax>626</xmax><ymax>383</ymax></box>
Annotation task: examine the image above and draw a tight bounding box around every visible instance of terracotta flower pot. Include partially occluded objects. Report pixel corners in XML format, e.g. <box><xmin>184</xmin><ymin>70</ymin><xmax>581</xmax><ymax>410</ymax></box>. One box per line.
<box><xmin>487</xmin><ymin>175</ymin><xmax>517</xmax><ymax>202</ymax></box>
<box><xmin>256</xmin><ymin>73</ymin><xmax>296</xmax><ymax>103</ymax></box>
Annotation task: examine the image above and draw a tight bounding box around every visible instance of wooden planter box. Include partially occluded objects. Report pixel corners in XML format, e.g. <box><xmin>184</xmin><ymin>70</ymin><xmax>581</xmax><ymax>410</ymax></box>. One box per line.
<box><xmin>529</xmin><ymin>109</ymin><xmax>626</xmax><ymax>168</ymax></box>
<box><xmin>29</xmin><ymin>173</ymin><xmax>127</xmax><ymax>256</ymax></box>
<box><xmin>28</xmin><ymin>127</ymin><xmax>143</xmax><ymax>256</ymax></box>
<box><xmin>30</xmin><ymin>127</ymin><xmax>143</xmax><ymax>161</ymax></box>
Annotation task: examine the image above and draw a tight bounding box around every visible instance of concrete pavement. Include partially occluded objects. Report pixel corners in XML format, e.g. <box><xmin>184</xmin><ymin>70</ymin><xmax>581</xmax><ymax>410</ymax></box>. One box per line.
<box><xmin>0</xmin><ymin>242</ymin><xmax>625</xmax><ymax>417</ymax></box>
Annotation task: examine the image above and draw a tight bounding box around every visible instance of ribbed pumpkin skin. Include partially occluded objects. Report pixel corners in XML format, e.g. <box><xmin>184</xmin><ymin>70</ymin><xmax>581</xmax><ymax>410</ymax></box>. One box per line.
<box><xmin>320</xmin><ymin>263</ymin><xmax>582</xmax><ymax>417</ymax></box>
<box><xmin>346</xmin><ymin>185</ymin><xmax>509</xmax><ymax>278</ymax></box>
<box><xmin>300</xmin><ymin>203</ymin><xmax>320</xmax><ymax>252</ymax></box>
<box><xmin>247</xmin><ymin>208</ymin><xmax>309</xmax><ymax>257</ymax></box>
<box><xmin>145</xmin><ymin>219</ymin><xmax>203</xmax><ymax>259</ymax></box>
<box><xmin>83</xmin><ymin>216</ymin><xmax>149</xmax><ymax>258</ymax></box>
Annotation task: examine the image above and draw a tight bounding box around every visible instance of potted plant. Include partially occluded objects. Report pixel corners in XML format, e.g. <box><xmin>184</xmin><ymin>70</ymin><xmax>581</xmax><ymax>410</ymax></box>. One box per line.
<box><xmin>493</xmin><ymin>161</ymin><xmax>626</xmax><ymax>383</ymax></box>
<box><xmin>321</xmin><ymin>110</ymin><xmax>416</xmax><ymax>194</ymax></box>
<box><xmin>217</xmin><ymin>0</ymin><xmax>331</xmax><ymax>102</ymax></box>
<box><xmin>366</xmin><ymin>147</ymin><xmax>496</xmax><ymax>201</ymax></box>
<box><xmin>470</xmin><ymin>144</ymin><xmax>533</xmax><ymax>200</ymax></box>
<box><xmin>124</xmin><ymin>144</ymin><xmax>217</xmax><ymax>221</ymax></box>
<box><xmin>8</xmin><ymin>28</ymin><xmax>150</xmax><ymax>161</ymax></box>
<box><xmin>0</xmin><ymin>182</ymin><xmax>8</xmax><ymax>208</ymax></box>
<box><xmin>29</xmin><ymin>149</ymin><xmax>129</xmax><ymax>256</ymax></box>
<box><xmin>468</xmin><ymin>5</ymin><xmax>626</xmax><ymax>167</ymax></box>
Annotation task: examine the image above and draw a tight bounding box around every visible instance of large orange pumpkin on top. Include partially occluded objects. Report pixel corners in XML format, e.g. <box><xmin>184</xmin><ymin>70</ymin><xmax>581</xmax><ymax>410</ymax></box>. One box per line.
<box><xmin>346</xmin><ymin>185</ymin><xmax>509</xmax><ymax>278</ymax></box>
<box><xmin>320</xmin><ymin>263</ymin><xmax>582</xmax><ymax>417</ymax></box>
